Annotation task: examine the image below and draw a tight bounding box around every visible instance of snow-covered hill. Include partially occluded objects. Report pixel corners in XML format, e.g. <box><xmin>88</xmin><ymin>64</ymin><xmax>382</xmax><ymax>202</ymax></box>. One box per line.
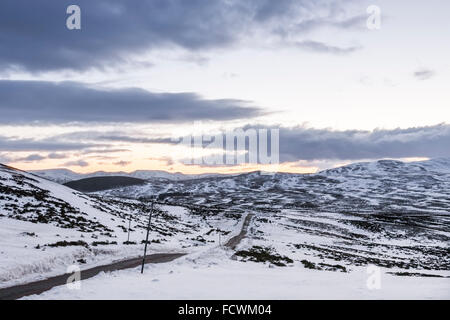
<box><xmin>320</xmin><ymin>158</ymin><xmax>450</xmax><ymax>176</ymax></box>
<box><xmin>29</xmin><ymin>168</ymin><xmax>83</xmax><ymax>184</ymax></box>
<box><xmin>100</xmin><ymin>158</ymin><xmax>450</xmax><ymax>215</ymax></box>
<box><xmin>30</xmin><ymin>168</ymin><xmax>226</xmax><ymax>184</ymax></box>
<box><xmin>2</xmin><ymin>159</ymin><xmax>449</xmax><ymax>298</ymax></box>
<box><xmin>0</xmin><ymin>164</ymin><xmax>238</xmax><ymax>288</ymax></box>
<box><xmin>97</xmin><ymin>158</ymin><xmax>450</xmax><ymax>273</ymax></box>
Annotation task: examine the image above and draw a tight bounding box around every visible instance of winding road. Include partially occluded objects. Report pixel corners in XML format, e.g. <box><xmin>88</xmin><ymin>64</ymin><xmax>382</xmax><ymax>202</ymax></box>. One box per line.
<box><xmin>225</xmin><ymin>213</ymin><xmax>254</xmax><ymax>249</ymax></box>
<box><xmin>0</xmin><ymin>213</ymin><xmax>254</xmax><ymax>300</ymax></box>
<box><xmin>0</xmin><ymin>253</ymin><xmax>184</xmax><ymax>300</ymax></box>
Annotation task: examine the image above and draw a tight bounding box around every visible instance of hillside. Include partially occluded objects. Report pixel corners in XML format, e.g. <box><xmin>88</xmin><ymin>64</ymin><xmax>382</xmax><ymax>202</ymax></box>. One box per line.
<box><xmin>100</xmin><ymin>159</ymin><xmax>450</xmax><ymax>216</ymax></box>
<box><xmin>0</xmin><ymin>164</ymin><xmax>238</xmax><ymax>288</ymax></box>
<box><xmin>15</xmin><ymin>158</ymin><xmax>450</xmax><ymax>300</ymax></box>
<box><xmin>64</xmin><ymin>176</ymin><xmax>146</xmax><ymax>192</ymax></box>
<box><xmin>30</xmin><ymin>168</ymin><xmax>225</xmax><ymax>183</ymax></box>
<box><xmin>97</xmin><ymin>159</ymin><xmax>450</xmax><ymax>272</ymax></box>
<box><xmin>1</xmin><ymin>159</ymin><xmax>449</xmax><ymax>299</ymax></box>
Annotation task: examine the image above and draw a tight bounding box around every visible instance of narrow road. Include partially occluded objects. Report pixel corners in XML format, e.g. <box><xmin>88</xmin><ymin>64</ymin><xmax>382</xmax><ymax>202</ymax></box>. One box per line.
<box><xmin>225</xmin><ymin>214</ymin><xmax>254</xmax><ymax>250</ymax></box>
<box><xmin>0</xmin><ymin>253</ymin><xmax>185</xmax><ymax>300</ymax></box>
<box><xmin>1</xmin><ymin>214</ymin><xmax>253</xmax><ymax>300</ymax></box>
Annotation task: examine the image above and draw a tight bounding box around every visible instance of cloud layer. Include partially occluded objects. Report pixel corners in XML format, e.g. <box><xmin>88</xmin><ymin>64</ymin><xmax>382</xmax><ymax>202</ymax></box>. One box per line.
<box><xmin>2</xmin><ymin>124</ymin><xmax>449</xmax><ymax>167</ymax></box>
<box><xmin>145</xmin><ymin>123</ymin><xmax>450</xmax><ymax>163</ymax></box>
<box><xmin>414</xmin><ymin>69</ymin><xmax>435</xmax><ymax>81</ymax></box>
<box><xmin>276</xmin><ymin>124</ymin><xmax>450</xmax><ymax>162</ymax></box>
<box><xmin>0</xmin><ymin>80</ymin><xmax>262</xmax><ymax>124</ymax></box>
<box><xmin>0</xmin><ymin>0</ymin><xmax>358</xmax><ymax>72</ymax></box>
<box><xmin>0</xmin><ymin>135</ymin><xmax>101</xmax><ymax>152</ymax></box>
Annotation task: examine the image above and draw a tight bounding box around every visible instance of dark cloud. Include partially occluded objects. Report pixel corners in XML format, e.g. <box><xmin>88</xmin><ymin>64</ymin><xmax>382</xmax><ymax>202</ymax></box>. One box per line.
<box><xmin>1</xmin><ymin>152</ymin><xmax>67</xmax><ymax>164</ymax></box>
<box><xmin>114</xmin><ymin>160</ymin><xmax>131</xmax><ymax>167</ymax></box>
<box><xmin>63</xmin><ymin>160</ymin><xmax>89</xmax><ymax>167</ymax></box>
<box><xmin>3</xmin><ymin>123</ymin><xmax>448</xmax><ymax>167</ymax></box>
<box><xmin>0</xmin><ymin>0</ymin><xmax>358</xmax><ymax>72</ymax></box>
<box><xmin>48</xmin><ymin>153</ymin><xmax>68</xmax><ymax>159</ymax></box>
<box><xmin>15</xmin><ymin>154</ymin><xmax>46</xmax><ymax>162</ymax></box>
<box><xmin>0</xmin><ymin>80</ymin><xmax>262</xmax><ymax>124</ymax></box>
<box><xmin>81</xmin><ymin>148</ymin><xmax>130</xmax><ymax>155</ymax></box>
<box><xmin>275</xmin><ymin>12</ymin><xmax>367</xmax><ymax>37</ymax></box>
<box><xmin>94</xmin><ymin>135</ymin><xmax>174</xmax><ymax>144</ymax></box>
<box><xmin>0</xmin><ymin>135</ymin><xmax>102</xmax><ymax>152</ymax></box>
<box><xmin>293</xmin><ymin>40</ymin><xmax>360</xmax><ymax>54</ymax></box>
<box><xmin>145</xmin><ymin>123</ymin><xmax>450</xmax><ymax>163</ymax></box>
<box><xmin>414</xmin><ymin>69</ymin><xmax>435</xmax><ymax>81</ymax></box>
<box><xmin>275</xmin><ymin>124</ymin><xmax>450</xmax><ymax>162</ymax></box>
<box><xmin>54</xmin><ymin>131</ymin><xmax>173</xmax><ymax>144</ymax></box>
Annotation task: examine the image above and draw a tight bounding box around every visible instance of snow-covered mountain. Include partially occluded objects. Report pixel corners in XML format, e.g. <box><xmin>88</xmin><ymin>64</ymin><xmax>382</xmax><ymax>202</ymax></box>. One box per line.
<box><xmin>30</xmin><ymin>168</ymin><xmax>226</xmax><ymax>184</ymax></box>
<box><xmin>2</xmin><ymin>158</ymin><xmax>449</xmax><ymax>294</ymax></box>
<box><xmin>321</xmin><ymin>158</ymin><xmax>450</xmax><ymax>176</ymax></box>
<box><xmin>99</xmin><ymin>158</ymin><xmax>450</xmax><ymax>215</ymax></box>
<box><xmin>29</xmin><ymin>168</ymin><xmax>83</xmax><ymax>184</ymax></box>
<box><xmin>97</xmin><ymin>158</ymin><xmax>450</xmax><ymax>272</ymax></box>
<box><xmin>0</xmin><ymin>164</ymin><xmax>236</xmax><ymax>288</ymax></box>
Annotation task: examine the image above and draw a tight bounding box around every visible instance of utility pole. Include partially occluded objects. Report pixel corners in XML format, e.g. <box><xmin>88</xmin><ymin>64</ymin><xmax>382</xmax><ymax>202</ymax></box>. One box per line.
<box><xmin>141</xmin><ymin>201</ymin><xmax>154</xmax><ymax>274</ymax></box>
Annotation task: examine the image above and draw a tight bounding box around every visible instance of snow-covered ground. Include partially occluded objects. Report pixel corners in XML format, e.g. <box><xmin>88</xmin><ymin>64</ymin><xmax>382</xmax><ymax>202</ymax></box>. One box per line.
<box><xmin>0</xmin><ymin>209</ymin><xmax>238</xmax><ymax>289</ymax></box>
<box><xmin>24</xmin><ymin>246</ymin><xmax>450</xmax><ymax>300</ymax></box>
<box><xmin>2</xmin><ymin>160</ymin><xmax>450</xmax><ymax>299</ymax></box>
<box><xmin>0</xmin><ymin>165</ymin><xmax>239</xmax><ymax>289</ymax></box>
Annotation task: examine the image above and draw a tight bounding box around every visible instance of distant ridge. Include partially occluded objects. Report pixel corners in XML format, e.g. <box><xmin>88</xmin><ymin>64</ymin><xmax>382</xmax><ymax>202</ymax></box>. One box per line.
<box><xmin>64</xmin><ymin>176</ymin><xmax>146</xmax><ymax>193</ymax></box>
<box><xmin>319</xmin><ymin>158</ymin><xmax>450</xmax><ymax>176</ymax></box>
<box><xmin>27</xmin><ymin>157</ymin><xmax>450</xmax><ymax>185</ymax></box>
<box><xmin>31</xmin><ymin>168</ymin><xmax>226</xmax><ymax>184</ymax></box>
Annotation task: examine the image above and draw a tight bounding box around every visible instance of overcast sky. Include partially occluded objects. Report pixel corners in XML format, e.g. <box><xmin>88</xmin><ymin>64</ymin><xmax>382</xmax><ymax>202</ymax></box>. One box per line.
<box><xmin>0</xmin><ymin>0</ymin><xmax>449</xmax><ymax>173</ymax></box>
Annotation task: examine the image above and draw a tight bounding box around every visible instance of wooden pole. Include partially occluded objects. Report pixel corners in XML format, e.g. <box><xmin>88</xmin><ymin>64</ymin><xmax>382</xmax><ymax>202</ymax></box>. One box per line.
<box><xmin>141</xmin><ymin>201</ymin><xmax>154</xmax><ymax>274</ymax></box>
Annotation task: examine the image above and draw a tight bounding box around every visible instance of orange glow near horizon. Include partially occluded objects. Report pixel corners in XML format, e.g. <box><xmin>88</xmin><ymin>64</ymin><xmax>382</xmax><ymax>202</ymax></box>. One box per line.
<box><xmin>5</xmin><ymin>141</ymin><xmax>320</xmax><ymax>175</ymax></box>
<box><xmin>10</xmin><ymin>159</ymin><xmax>319</xmax><ymax>175</ymax></box>
<box><xmin>8</xmin><ymin>156</ymin><xmax>432</xmax><ymax>176</ymax></box>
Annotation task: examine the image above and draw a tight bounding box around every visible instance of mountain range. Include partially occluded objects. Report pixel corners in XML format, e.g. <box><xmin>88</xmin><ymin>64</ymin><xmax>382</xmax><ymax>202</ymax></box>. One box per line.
<box><xmin>30</xmin><ymin>168</ymin><xmax>227</xmax><ymax>184</ymax></box>
<box><xmin>1</xmin><ymin>158</ymin><xmax>449</xmax><ymax>290</ymax></box>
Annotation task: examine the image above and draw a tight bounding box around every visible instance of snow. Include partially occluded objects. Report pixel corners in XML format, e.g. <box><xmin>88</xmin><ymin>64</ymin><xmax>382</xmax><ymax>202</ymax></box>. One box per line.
<box><xmin>30</xmin><ymin>168</ymin><xmax>226</xmax><ymax>183</ymax></box>
<box><xmin>0</xmin><ymin>165</ymin><xmax>240</xmax><ymax>288</ymax></box>
<box><xmin>23</xmin><ymin>247</ymin><xmax>450</xmax><ymax>300</ymax></box>
<box><xmin>0</xmin><ymin>206</ymin><xmax>238</xmax><ymax>289</ymax></box>
<box><xmin>2</xmin><ymin>159</ymin><xmax>450</xmax><ymax>299</ymax></box>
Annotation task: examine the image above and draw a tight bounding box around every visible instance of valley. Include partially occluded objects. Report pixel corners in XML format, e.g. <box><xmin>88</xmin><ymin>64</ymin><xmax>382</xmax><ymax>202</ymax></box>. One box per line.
<box><xmin>1</xmin><ymin>159</ymin><xmax>449</xmax><ymax>299</ymax></box>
